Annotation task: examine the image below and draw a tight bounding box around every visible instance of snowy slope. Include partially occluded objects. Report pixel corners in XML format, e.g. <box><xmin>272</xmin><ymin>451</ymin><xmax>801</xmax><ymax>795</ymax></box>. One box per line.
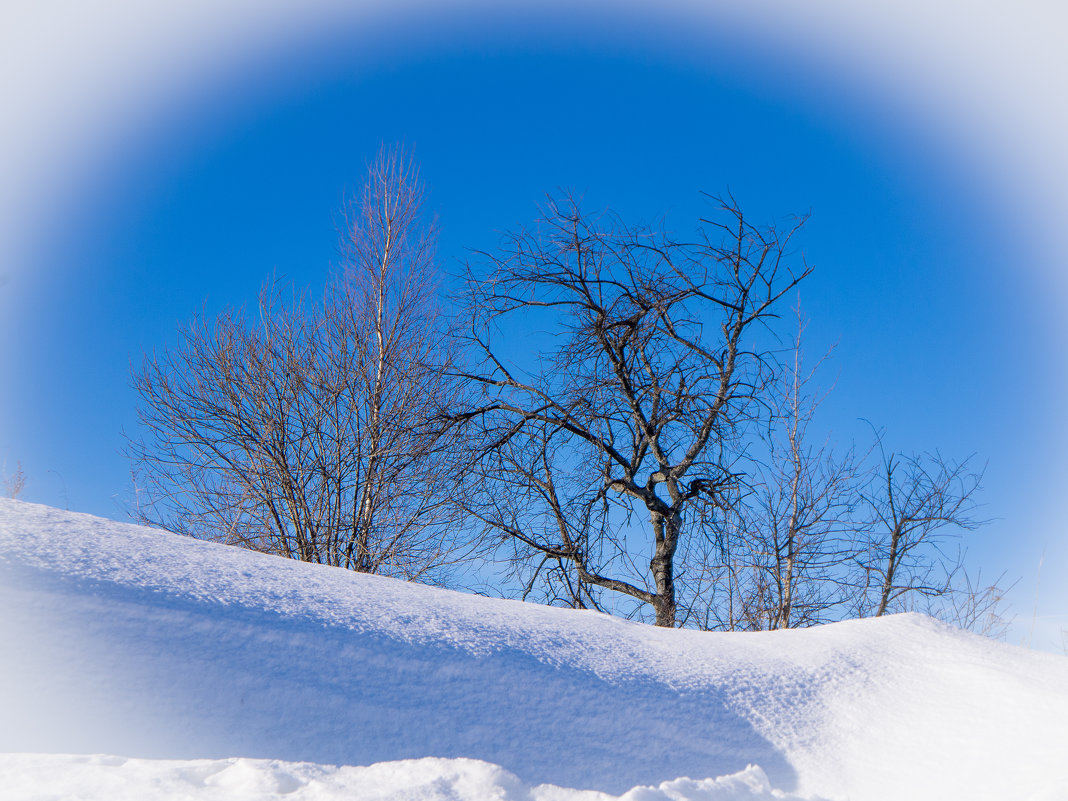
<box><xmin>0</xmin><ymin>755</ymin><xmax>808</xmax><ymax>801</ymax></box>
<box><xmin>1</xmin><ymin>499</ymin><xmax>1066</xmax><ymax>801</ymax></box>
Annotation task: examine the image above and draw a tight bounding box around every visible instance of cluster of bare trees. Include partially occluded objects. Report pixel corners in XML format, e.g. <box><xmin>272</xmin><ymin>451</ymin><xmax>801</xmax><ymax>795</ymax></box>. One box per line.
<box><xmin>676</xmin><ymin>309</ymin><xmax>998</xmax><ymax>633</ymax></box>
<box><xmin>130</xmin><ymin>153</ymin><xmax>1004</xmax><ymax>632</ymax></box>
<box><xmin>447</xmin><ymin>195</ymin><xmax>997</xmax><ymax>631</ymax></box>
<box><xmin>129</xmin><ymin>148</ymin><xmax>463</xmax><ymax>581</ymax></box>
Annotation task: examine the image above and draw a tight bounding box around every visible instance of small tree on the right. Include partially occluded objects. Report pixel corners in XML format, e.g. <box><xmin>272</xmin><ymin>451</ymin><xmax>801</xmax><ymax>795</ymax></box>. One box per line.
<box><xmin>852</xmin><ymin>442</ymin><xmax>985</xmax><ymax>619</ymax></box>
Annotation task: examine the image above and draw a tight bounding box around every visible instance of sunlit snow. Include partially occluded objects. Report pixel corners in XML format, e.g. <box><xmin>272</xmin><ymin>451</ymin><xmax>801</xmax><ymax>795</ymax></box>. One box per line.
<box><xmin>1</xmin><ymin>499</ymin><xmax>1066</xmax><ymax>800</ymax></box>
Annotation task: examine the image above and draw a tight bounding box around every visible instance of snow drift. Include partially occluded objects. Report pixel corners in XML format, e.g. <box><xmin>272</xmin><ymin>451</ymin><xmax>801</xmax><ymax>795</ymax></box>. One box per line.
<box><xmin>1</xmin><ymin>499</ymin><xmax>1066</xmax><ymax>801</ymax></box>
<box><xmin>0</xmin><ymin>755</ymin><xmax>810</xmax><ymax>801</ymax></box>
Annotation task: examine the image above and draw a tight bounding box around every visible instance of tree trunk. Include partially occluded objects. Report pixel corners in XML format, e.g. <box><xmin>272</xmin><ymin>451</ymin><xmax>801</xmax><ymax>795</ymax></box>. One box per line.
<box><xmin>649</xmin><ymin>511</ymin><xmax>679</xmax><ymax>627</ymax></box>
<box><xmin>875</xmin><ymin>524</ymin><xmax>903</xmax><ymax>617</ymax></box>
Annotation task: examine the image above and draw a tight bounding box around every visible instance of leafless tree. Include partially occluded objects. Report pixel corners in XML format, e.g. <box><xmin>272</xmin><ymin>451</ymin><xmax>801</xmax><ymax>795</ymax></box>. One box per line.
<box><xmin>450</xmin><ymin>194</ymin><xmax>810</xmax><ymax>627</ymax></box>
<box><xmin>700</xmin><ymin>307</ymin><xmax>860</xmax><ymax>631</ymax></box>
<box><xmin>701</xmin><ymin>385</ymin><xmax>1002</xmax><ymax>635</ymax></box>
<box><xmin>929</xmin><ymin>566</ymin><xmax>1013</xmax><ymax>638</ymax></box>
<box><xmin>128</xmin><ymin>147</ymin><xmax>465</xmax><ymax>581</ymax></box>
<box><xmin>2</xmin><ymin>461</ymin><xmax>26</xmax><ymax>499</ymax></box>
<box><xmin>851</xmin><ymin>439</ymin><xmax>985</xmax><ymax>618</ymax></box>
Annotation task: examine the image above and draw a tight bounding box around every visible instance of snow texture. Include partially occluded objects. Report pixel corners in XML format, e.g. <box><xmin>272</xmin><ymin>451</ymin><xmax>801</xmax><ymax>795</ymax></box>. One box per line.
<box><xmin>0</xmin><ymin>755</ymin><xmax>810</xmax><ymax>801</ymax></box>
<box><xmin>1</xmin><ymin>499</ymin><xmax>1066</xmax><ymax>801</ymax></box>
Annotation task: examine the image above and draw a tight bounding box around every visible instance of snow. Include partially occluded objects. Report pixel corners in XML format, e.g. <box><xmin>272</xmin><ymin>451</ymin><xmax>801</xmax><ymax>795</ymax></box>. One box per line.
<box><xmin>1</xmin><ymin>498</ymin><xmax>1066</xmax><ymax>801</ymax></box>
<box><xmin>0</xmin><ymin>755</ymin><xmax>806</xmax><ymax>801</ymax></box>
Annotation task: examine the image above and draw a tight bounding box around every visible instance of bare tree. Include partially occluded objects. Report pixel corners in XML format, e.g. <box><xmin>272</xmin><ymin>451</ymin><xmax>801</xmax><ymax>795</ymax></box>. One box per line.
<box><xmin>702</xmin><ymin>307</ymin><xmax>860</xmax><ymax>631</ymax></box>
<box><xmin>2</xmin><ymin>461</ymin><xmax>26</xmax><ymax>499</ymax></box>
<box><xmin>450</xmin><ymin>194</ymin><xmax>809</xmax><ymax>627</ymax></box>
<box><xmin>851</xmin><ymin>440</ymin><xmax>985</xmax><ymax>618</ymax></box>
<box><xmin>129</xmin><ymin>147</ymin><xmax>464</xmax><ymax>580</ymax></box>
<box><xmin>930</xmin><ymin>566</ymin><xmax>1013</xmax><ymax>638</ymax></box>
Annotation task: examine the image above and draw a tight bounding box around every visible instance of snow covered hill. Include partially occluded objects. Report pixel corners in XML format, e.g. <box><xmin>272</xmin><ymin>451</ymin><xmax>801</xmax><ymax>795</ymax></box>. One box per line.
<box><xmin>1</xmin><ymin>499</ymin><xmax>1066</xmax><ymax>801</ymax></box>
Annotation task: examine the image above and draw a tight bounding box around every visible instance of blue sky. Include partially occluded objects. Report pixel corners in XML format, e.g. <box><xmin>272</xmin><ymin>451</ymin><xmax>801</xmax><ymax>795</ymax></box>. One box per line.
<box><xmin>2</xmin><ymin>2</ymin><xmax>1065</xmax><ymax>648</ymax></box>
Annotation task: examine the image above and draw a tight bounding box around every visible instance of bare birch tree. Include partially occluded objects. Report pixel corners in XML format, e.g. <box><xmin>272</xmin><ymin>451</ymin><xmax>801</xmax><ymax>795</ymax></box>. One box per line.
<box><xmin>129</xmin><ymin>147</ymin><xmax>464</xmax><ymax>580</ymax></box>
<box><xmin>450</xmin><ymin>194</ymin><xmax>809</xmax><ymax>627</ymax></box>
<box><xmin>701</xmin><ymin>307</ymin><xmax>859</xmax><ymax>630</ymax></box>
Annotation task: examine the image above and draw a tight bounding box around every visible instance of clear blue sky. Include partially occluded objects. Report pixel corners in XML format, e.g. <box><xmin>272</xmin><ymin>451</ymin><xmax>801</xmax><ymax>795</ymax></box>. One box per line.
<box><xmin>2</xmin><ymin>4</ymin><xmax>1064</xmax><ymax>648</ymax></box>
